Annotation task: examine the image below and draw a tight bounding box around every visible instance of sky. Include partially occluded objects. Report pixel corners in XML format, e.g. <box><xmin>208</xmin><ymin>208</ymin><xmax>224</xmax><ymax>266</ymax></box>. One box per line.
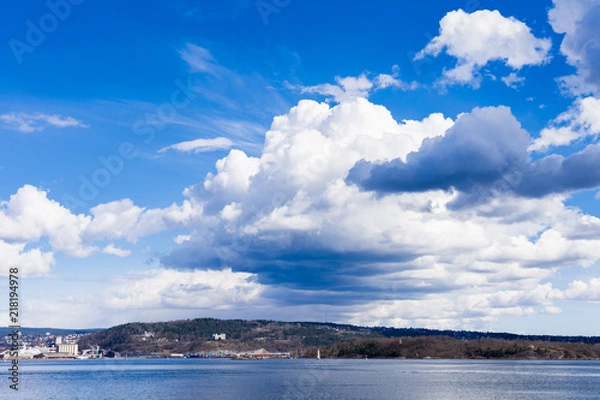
<box><xmin>1</xmin><ymin>0</ymin><xmax>600</xmax><ymax>335</ymax></box>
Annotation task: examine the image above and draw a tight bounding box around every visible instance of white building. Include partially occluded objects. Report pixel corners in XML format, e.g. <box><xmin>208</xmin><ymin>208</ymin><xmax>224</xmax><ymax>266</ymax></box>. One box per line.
<box><xmin>212</xmin><ymin>333</ymin><xmax>226</xmax><ymax>341</ymax></box>
<box><xmin>58</xmin><ymin>344</ymin><xmax>78</xmax><ymax>355</ymax></box>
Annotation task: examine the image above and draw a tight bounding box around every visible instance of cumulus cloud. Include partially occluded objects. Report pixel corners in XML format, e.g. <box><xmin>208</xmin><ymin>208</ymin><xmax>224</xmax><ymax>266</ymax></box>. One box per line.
<box><xmin>0</xmin><ymin>185</ymin><xmax>96</xmax><ymax>257</ymax></box>
<box><xmin>0</xmin><ymin>112</ymin><xmax>88</xmax><ymax>133</ymax></box>
<box><xmin>345</xmin><ymin>295</ymin><xmax>539</xmax><ymax>331</ymax></box>
<box><xmin>14</xmin><ymin>267</ymin><xmax>266</xmax><ymax>328</ymax></box>
<box><xmin>293</xmin><ymin>68</ymin><xmax>417</xmax><ymax>103</ymax></box>
<box><xmin>104</xmin><ymin>268</ymin><xmax>264</xmax><ymax>310</ymax></box>
<box><xmin>530</xmin><ymin>96</ymin><xmax>600</xmax><ymax>151</ymax></box>
<box><xmin>85</xmin><ymin>198</ymin><xmax>201</xmax><ymax>243</ymax></box>
<box><xmin>502</xmin><ymin>73</ymin><xmax>526</xmax><ymax>89</ymax></box>
<box><xmin>564</xmin><ymin>277</ymin><xmax>600</xmax><ymax>301</ymax></box>
<box><xmin>348</xmin><ymin>105</ymin><xmax>600</xmax><ymax>202</ymax></box>
<box><xmin>549</xmin><ymin>0</ymin><xmax>600</xmax><ymax>95</ymax></box>
<box><xmin>0</xmin><ymin>240</ymin><xmax>55</xmax><ymax>277</ymax></box>
<box><xmin>373</xmin><ymin>65</ymin><xmax>420</xmax><ymax>91</ymax></box>
<box><xmin>416</xmin><ymin>9</ymin><xmax>551</xmax><ymax>86</ymax></box>
<box><xmin>517</xmin><ymin>144</ymin><xmax>600</xmax><ymax>197</ymax></box>
<box><xmin>0</xmin><ymin>185</ymin><xmax>202</xmax><ymax>274</ymax></box>
<box><xmin>102</xmin><ymin>244</ymin><xmax>132</xmax><ymax>258</ymax></box>
<box><xmin>10</xmin><ymin>96</ymin><xmax>600</xmax><ymax>329</ymax></box>
<box><xmin>159</xmin><ymin>137</ymin><xmax>233</xmax><ymax>153</ymax></box>
<box><xmin>186</xmin><ymin>98</ymin><xmax>453</xmax><ymax>217</ymax></box>
<box><xmin>174</xmin><ymin>234</ymin><xmax>191</xmax><ymax>244</ymax></box>
<box><xmin>152</xmin><ymin>97</ymin><xmax>600</xmax><ymax>328</ymax></box>
<box><xmin>296</xmin><ymin>74</ymin><xmax>373</xmax><ymax>102</ymax></box>
<box><xmin>348</xmin><ymin>106</ymin><xmax>529</xmax><ymax>197</ymax></box>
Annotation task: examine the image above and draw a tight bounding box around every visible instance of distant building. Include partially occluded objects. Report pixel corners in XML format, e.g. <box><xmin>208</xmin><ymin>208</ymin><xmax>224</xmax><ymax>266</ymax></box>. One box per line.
<box><xmin>58</xmin><ymin>344</ymin><xmax>78</xmax><ymax>355</ymax></box>
<box><xmin>55</xmin><ymin>336</ymin><xmax>63</xmax><ymax>345</ymax></box>
<box><xmin>37</xmin><ymin>346</ymin><xmax>55</xmax><ymax>354</ymax></box>
<box><xmin>212</xmin><ymin>333</ymin><xmax>226</xmax><ymax>341</ymax></box>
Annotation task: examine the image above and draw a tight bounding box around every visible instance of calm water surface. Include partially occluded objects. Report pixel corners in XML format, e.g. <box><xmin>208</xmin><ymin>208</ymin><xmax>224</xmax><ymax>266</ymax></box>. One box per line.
<box><xmin>3</xmin><ymin>358</ymin><xmax>600</xmax><ymax>399</ymax></box>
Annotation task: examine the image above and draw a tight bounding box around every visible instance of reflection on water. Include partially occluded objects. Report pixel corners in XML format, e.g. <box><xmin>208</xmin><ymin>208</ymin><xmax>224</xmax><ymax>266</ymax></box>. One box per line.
<box><xmin>3</xmin><ymin>358</ymin><xmax>600</xmax><ymax>400</ymax></box>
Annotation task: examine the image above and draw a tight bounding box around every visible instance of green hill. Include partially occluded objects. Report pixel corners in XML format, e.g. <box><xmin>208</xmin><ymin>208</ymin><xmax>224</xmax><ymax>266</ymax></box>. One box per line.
<box><xmin>77</xmin><ymin>318</ymin><xmax>375</xmax><ymax>355</ymax></box>
<box><xmin>76</xmin><ymin>318</ymin><xmax>600</xmax><ymax>359</ymax></box>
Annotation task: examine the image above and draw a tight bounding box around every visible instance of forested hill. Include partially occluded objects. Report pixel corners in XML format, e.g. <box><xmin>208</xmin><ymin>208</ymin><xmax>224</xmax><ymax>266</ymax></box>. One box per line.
<box><xmin>77</xmin><ymin>318</ymin><xmax>600</xmax><ymax>355</ymax></box>
<box><xmin>372</xmin><ymin>326</ymin><xmax>600</xmax><ymax>344</ymax></box>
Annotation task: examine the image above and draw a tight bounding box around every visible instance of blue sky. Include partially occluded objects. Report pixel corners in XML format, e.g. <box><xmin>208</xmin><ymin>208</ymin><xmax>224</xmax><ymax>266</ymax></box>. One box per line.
<box><xmin>2</xmin><ymin>0</ymin><xmax>600</xmax><ymax>335</ymax></box>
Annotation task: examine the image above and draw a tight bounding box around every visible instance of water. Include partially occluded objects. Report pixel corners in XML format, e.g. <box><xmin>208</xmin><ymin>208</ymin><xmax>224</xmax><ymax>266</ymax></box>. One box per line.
<box><xmin>3</xmin><ymin>358</ymin><xmax>600</xmax><ymax>399</ymax></box>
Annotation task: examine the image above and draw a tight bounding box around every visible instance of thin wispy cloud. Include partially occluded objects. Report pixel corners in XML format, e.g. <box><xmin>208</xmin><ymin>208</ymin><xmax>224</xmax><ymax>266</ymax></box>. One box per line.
<box><xmin>159</xmin><ymin>137</ymin><xmax>233</xmax><ymax>153</ymax></box>
<box><xmin>0</xmin><ymin>112</ymin><xmax>88</xmax><ymax>133</ymax></box>
<box><xmin>179</xmin><ymin>43</ymin><xmax>225</xmax><ymax>76</ymax></box>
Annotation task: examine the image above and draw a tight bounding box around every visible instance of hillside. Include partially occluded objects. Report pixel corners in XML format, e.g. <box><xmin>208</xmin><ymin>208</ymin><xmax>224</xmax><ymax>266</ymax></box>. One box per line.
<box><xmin>77</xmin><ymin>318</ymin><xmax>600</xmax><ymax>359</ymax></box>
<box><xmin>77</xmin><ymin>319</ymin><xmax>375</xmax><ymax>355</ymax></box>
<box><xmin>319</xmin><ymin>337</ymin><xmax>600</xmax><ymax>360</ymax></box>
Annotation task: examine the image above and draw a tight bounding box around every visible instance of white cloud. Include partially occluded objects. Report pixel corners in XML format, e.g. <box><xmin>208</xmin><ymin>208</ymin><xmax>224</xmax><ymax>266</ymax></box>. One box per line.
<box><xmin>163</xmin><ymin>97</ymin><xmax>600</xmax><ymax>329</ymax></box>
<box><xmin>179</xmin><ymin>43</ymin><xmax>222</xmax><ymax>75</ymax></box>
<box><xmin>85</xmin><ymin>198</ymin><xmax>201</xmax><ymax>243</ymax></box>
<box><xmin>502</xmin><ymin>72</ymin><xmax>526</xmax><ymax>88</ymax></box>
<box><xmin>104</xmin><ymin>268</ymin><xmax>264</xmax><ymax>310</ymax></box>
<box><xmin>159</xmin><ymin>137</ymin><xmax>233</xmax><ymax>153</ymax></box>
<box><xmin>0</xmin><ymin>112</ymin><xmax>88</xmax><ymax>133</ymax></box>
<box><xmin>17</xmin><ymin>298</ymin><xmax>104</xmax><ymax>329</ymax></box>
<box><xmin>0</xmin><ymin>186</ymin><xmax>203</xmax><ymax>273</ymax></box>
<box><xmin>0</xmin><ymin>185</ymin><xmax>96</xmax><ymax>257</ymax></box>
<box><xmin>13</xmin><ymin>267</ymin><xmax>266</xmax><ymax>328</ymax></box>
<box><xmin>564</xmin><ymin>277</ymin><xmax>600</xmax><ymax>301</ymax></box>
<box><xmin>293</xmin><ymin>68</ymin><xmax>417</xmax><ymax>103</ymax></box>
<box><xmin>297</xmin><ymin>74</ymin><xmax>373</xmax><ymax>102</ymax></box>
<box><xmin>549</xmin><ymin>0</ymin><xmax>600</xmax><ymax>95</ymax></box>
<box><xmin>102</xmin><ymin>244</ymin><xmax>132</xmax><ymax>258</ymax></box>
<box><xmin>174</xmin><ymin>234</ymin><xmax>191</xmax><ymax>244</ymax></box>
<box><xmin>416</xmin><ymin>9</ymin><xmax>551</xmax><ymax>86</ymax></box>
<box><xmin>344</xmin><ymin>295</ymin><xmax>539</xmax><ymax>331</ymax></box>
<box><xmin>530</xmin><ymin>96</ymin><xmax>600</xmax><ymax>151</ymax></box>
<box><xmin>9</xmin><ymin>96</ymin><xmax>600</xmax><ymax>329</ymax></box>
<box><xmin>543</xmin><ymin>306</ymin><xmax>563</xmax><ymax>314</ymax></box>
<box><xmin>0</xmin><ymin>240</ymin><xmax>55</xmax><ymax>277</ymax></box>
<box><xmin>84</xmin><ymin>199</ymin><xmax>143</xmax><ymax>242</ymax></box>
<box><xmin>201</xmin><ymin>149</ymin><xmax>261</xmax><ymax>198</ymax></box>
<box><xmin>548</xmin><ymin>0</ymin><xmax>595</xmax><ymax>34</ymax></box>
<box><xmin>374</xmin><ymin>65</ymin><xmax>420</xmax><ymax>90</ymax></box>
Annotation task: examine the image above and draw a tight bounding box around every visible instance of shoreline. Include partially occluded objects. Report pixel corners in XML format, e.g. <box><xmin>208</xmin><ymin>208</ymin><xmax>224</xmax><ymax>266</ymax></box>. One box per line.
<box><xmin>7</xmin><ymin>356</ymin><xmax>600</xmax><ymax>361</ymax></box>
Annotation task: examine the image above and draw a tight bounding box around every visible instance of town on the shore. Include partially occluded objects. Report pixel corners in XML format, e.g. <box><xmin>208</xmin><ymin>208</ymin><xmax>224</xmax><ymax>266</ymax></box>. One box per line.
<box><xmin>1</xmin><ymin>331</ymin><xmax>293</xmax><ymax>360</ymax></box>
<box><xmin>4</xmin><ymin>319</ymin><xmax>600</xmax><ymax>361</ymax></box>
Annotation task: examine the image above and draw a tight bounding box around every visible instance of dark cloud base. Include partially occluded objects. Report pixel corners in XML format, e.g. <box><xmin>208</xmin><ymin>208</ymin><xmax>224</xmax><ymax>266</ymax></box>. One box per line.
<box><xmin>347</xmin><ymin>106</ymin><xmax>600</xmax><ymax>204</ymax></box>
